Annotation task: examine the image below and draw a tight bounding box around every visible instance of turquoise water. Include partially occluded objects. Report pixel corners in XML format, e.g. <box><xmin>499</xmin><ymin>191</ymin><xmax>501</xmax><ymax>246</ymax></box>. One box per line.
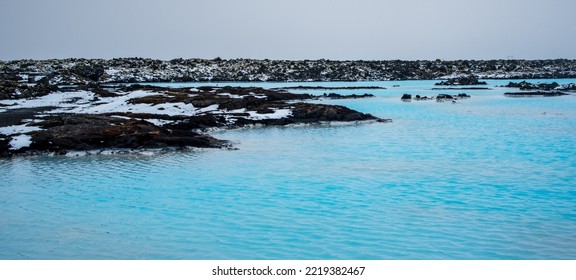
<box><xmin>1</xmin><ymin>79</ymin><xmax>575</xmax><ymax>259</ymax></box>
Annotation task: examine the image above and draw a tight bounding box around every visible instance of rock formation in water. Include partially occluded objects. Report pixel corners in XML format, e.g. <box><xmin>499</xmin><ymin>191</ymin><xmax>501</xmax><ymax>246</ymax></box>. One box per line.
<box><xmin>504</xmin><ymin>91</ymin><xmax>569</xmax><ymax>97</ymax></box>
<box><xmin>502</xmin><ymin>80</ymin><xmax>575</xmax><ymax>96</ymax></box>
<box><xmin>0</xmin><ymin>84</ymin><xmax>384</xmax><ymax>158</ymax></box>
<box><xmin>503</xmin><ymin>81</ymin><xmax>560</xmax><ymax>91</ymax></box>
<box><xmin>434</xmin><ymin>75</ymin><xmax>488</xmax><ymax>86</ymax></box>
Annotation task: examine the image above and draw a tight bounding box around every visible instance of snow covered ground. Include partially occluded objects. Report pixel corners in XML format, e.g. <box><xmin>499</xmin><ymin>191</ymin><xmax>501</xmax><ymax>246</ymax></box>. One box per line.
<box><xmin>0</xmin><ymin>87</ymin><xmax>295</xmax><ymax>151</ymax></box>
<box><xmin>1</xmin><ymin>89</ymin><xmax>292</xmax><ymax>118</ymax></box>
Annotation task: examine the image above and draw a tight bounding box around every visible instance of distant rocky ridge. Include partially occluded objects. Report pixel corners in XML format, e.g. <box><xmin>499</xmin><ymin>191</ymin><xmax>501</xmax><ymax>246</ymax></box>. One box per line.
<box><xmin>1</xmin><ymin>58</ymin><xmax>576</xmax><ymax>86</ymax></box>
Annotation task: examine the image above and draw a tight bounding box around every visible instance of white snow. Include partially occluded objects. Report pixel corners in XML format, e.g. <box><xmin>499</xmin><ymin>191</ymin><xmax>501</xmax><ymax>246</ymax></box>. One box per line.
<box><xmin>0</xmin><ymin>90</ymin><xmax>202</xmax><ymax>134</ymax></box>
<box><xmin>218</xmin><ymin>93</ymin><xmax>243</xmax><ymax>99</ymax></box>
<box><xmin>247</xmin><ymin>108</ymin><xmax>292</xmax><ymax>120</ymax></box>
<box><xmin>0</xmin><ymin>87</ymin><xmax>299</xmax><ymax>144</ymax></box>
<box><xmin>144</xmin><ymin>119</ymin><xmax>172</xmax><ymax>126</ymax></box>
<box><xmin>249</xmin><ymin>92</ymin><xmax>267</xmax><ymax>99</ymax></box>
<box><xmin>121</xmin><ymin>102</ymin><xmax>195</xmax><ymax>116</ymax></box>
<box><xmin>439</xmin><ymin>73</ymin><xmax>466</xmax><ymax>79</ymax></box>
<box><xmin>556</xmin><ymin>83</ymin><xmax>576</xmax><ymax>90</ymax></box>
<box><xmin>229</xmin><ymin>108</ymin><xmax>247</xmax><ymax>114</ymax></box>
<box><xmin>9</xmin><ymin>134</ymin><xmax>33</xmax><ymax>150</ymax></box>
<box><xmin>29</xmin><ymin>90</ymin><xmax>198</xmax><ymax>117</ymax></box>
<box><xmin>104</xmin><ymin>68</ymin><xmax>121</xmax><ymax>75</ymax></box>
<box><xmin>0</xmin><ymin>124</ymin><xmax>42</xmax><ymax>136</ymax></box>
<box><xmin>0</xmin><ymin>91</ymin><xmax>95</xmax><ymax>110</ymax></box>
<box><xmin>196</xmin><ymin>104</ymin><xmax>220</xmax><ymax>114</ymax></box>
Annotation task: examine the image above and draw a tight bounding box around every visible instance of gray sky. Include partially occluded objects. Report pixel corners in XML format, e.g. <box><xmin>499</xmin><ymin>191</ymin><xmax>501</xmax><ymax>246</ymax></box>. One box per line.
<box><xmin>1</xmin><ymin>0</ymin><xmax>575</xmax><ymax>60</ymax></box>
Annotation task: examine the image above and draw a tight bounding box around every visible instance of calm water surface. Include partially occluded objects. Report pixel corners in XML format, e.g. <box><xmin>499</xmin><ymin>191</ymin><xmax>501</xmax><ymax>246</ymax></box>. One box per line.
<box><xmin>1</xmin><ymin>79</ymin><xmax>575</xmax><ymax>259</ymax></box>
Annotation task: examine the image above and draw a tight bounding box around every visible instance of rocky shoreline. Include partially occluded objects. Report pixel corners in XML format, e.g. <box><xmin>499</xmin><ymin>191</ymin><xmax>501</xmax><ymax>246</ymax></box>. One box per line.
<box><xmin>0</xmin><ymin>84</ymin><xmax>386</xmax><ymax>158</ymax></box>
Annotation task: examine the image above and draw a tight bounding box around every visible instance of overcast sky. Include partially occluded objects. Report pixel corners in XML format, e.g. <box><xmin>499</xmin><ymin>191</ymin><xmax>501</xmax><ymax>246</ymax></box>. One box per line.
<box><xmin>1</xmin><ymin>0</ymin><xmax>575</xmax><ymax>61</ymax></box>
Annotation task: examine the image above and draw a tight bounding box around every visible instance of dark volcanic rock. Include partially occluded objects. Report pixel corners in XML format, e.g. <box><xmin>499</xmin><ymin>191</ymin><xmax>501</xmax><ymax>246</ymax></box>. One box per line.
<box><xmin>92</xmin><ymin>86</ymin><xmax>120</xmax><ymax>97</ymax></box>
<box><xmin>33</xmin><ymin>77</ymin><xmax>59</xmax><ymax>95</ymax></box>
<box><xmin>504</xmin><ymin>81</ymin><xmax>560</xmax><ymax>91</ymax></box>
<box><xmin>0</xmin><ymin>73</ymin><xmax>20</xmax><ymax>82</ymax></box>
<box><xmin>0</xmin><ymin>79</ymin><xmax>26</xmax><ymax>99</ymax></box>
<box><xmin>414</xmin><ymin>95</ymin><xmax>433</xmax><ymax>100</ymax></box>
<box><xmin>504</xmin><ymin>91</ymin><xmax>569</xmax><ymax>97</ymax></box>
<box><xmin>435</xmin><ymin>75</ymin><xmax>487</xmax><ymax>86</ymax></box>
<box><xmin>557</xmin><ymin>83</ymin><xmax>576</xmax><ymax>91</ymax></box>
<box><xmin>1</xmin><ymin>84</ymin><xmax>389</xmax><ymax>157</ymax></box>
<box><xmin>28</xmin><ymin>114</ymin><xmax>227</xmax><ymax>153</ymax></box>
<box><xmin>0</xmin><ymin>107</ymin><xmax>57</xmax><ymax>127</ymax></box>
<box><xmin>164</xmin><ymin>114</ymin><xmax>228</xmax><ymax>131</ymax></box>
<box><xmin>0</xmin><ymin>73</ymin><xmax>57</xmax><ymax>99</ymax></box>
<box><xmin>0</xmin><ymin>134</ymin><xmax>12</xmax><ymax>158</ymax></box>
<box><xmin>290</xmin><ymin>103</ymin><xmax>378</xmax><ymax>123</ymax></box>
<box><xmin>70</xmin><ymin>63</ymin><xmax>105</xmax><ymax>82</ymax></box>
<box><xmin>401</xmin><ymin>94</ymin><xmax>412</xmax><ymax>101</ymax></box>
<box><xmin>37</xmin><ymin>72</ymin><xmax>93</xmax><ymax>86</ymax></box>
<box><xmin>273</xmin><ymin>86</ymin><xmax>386</xmax><ymax>90</ymax></box>
<box><xmin>0</xmin><ymin>76</ymin><xmax>37</xmax><ymax>99</ymax></box>
<box><xmin>4</xmin><ymin>58</ymin><xmax>576</xmax><ymax>83</ymax></box>
<box><xmin>431</xmin><ymin>87</ymin><xmax>490</xmax><ymax>90</ymax></box>
<box><xmin>436</xmin><ymin>94</ymin><xmax>454</xmax><ymax>100</ymax></box>
<box><xmin>323</xmin><ymin>93</ymin><xmax>375</xmax><ymax>99</ymax></box>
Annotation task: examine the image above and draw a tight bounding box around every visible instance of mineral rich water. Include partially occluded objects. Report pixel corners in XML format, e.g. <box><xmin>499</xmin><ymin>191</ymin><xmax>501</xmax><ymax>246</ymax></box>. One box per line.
<box><xmin>1</xmin><ymin>79</ymin><xmax>575</xmax><ymax>259</ymax></box>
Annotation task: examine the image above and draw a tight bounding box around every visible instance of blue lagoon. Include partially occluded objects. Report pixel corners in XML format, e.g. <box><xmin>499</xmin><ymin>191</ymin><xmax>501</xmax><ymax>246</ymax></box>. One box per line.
<box><xmin>1</xmin><ymin>79</ymin><xmax>575</xmax><ymax>259</ymax></box>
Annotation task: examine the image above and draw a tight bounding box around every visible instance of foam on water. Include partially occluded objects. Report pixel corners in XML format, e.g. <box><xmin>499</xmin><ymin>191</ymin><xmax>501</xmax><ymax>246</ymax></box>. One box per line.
<box><xmin>1</xmin><ymin>79</ymin><xmax>575</xmax><ymax>259</ymax></box>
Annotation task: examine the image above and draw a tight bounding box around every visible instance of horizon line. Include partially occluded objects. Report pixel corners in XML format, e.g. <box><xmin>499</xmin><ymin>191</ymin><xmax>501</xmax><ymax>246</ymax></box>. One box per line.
<box><xmin>3</xmin><ymin>57</ymin><xmax>576</xmax><ymax>63</ymax></box>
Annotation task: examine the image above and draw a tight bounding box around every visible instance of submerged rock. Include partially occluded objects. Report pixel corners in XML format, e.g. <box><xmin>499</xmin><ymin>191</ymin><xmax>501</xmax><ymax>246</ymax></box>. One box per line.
<box><xmin>504</xmin><ymin>91</ymin><xmax>569</xmax><ymax>97</ymax></box>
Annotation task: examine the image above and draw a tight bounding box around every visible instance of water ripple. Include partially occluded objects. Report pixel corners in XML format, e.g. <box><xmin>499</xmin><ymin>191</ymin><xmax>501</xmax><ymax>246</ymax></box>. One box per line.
<box><xmin>1</xmin><ymin>82</ymin><xmax>576</xmax><ymax>259</ymax></box>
